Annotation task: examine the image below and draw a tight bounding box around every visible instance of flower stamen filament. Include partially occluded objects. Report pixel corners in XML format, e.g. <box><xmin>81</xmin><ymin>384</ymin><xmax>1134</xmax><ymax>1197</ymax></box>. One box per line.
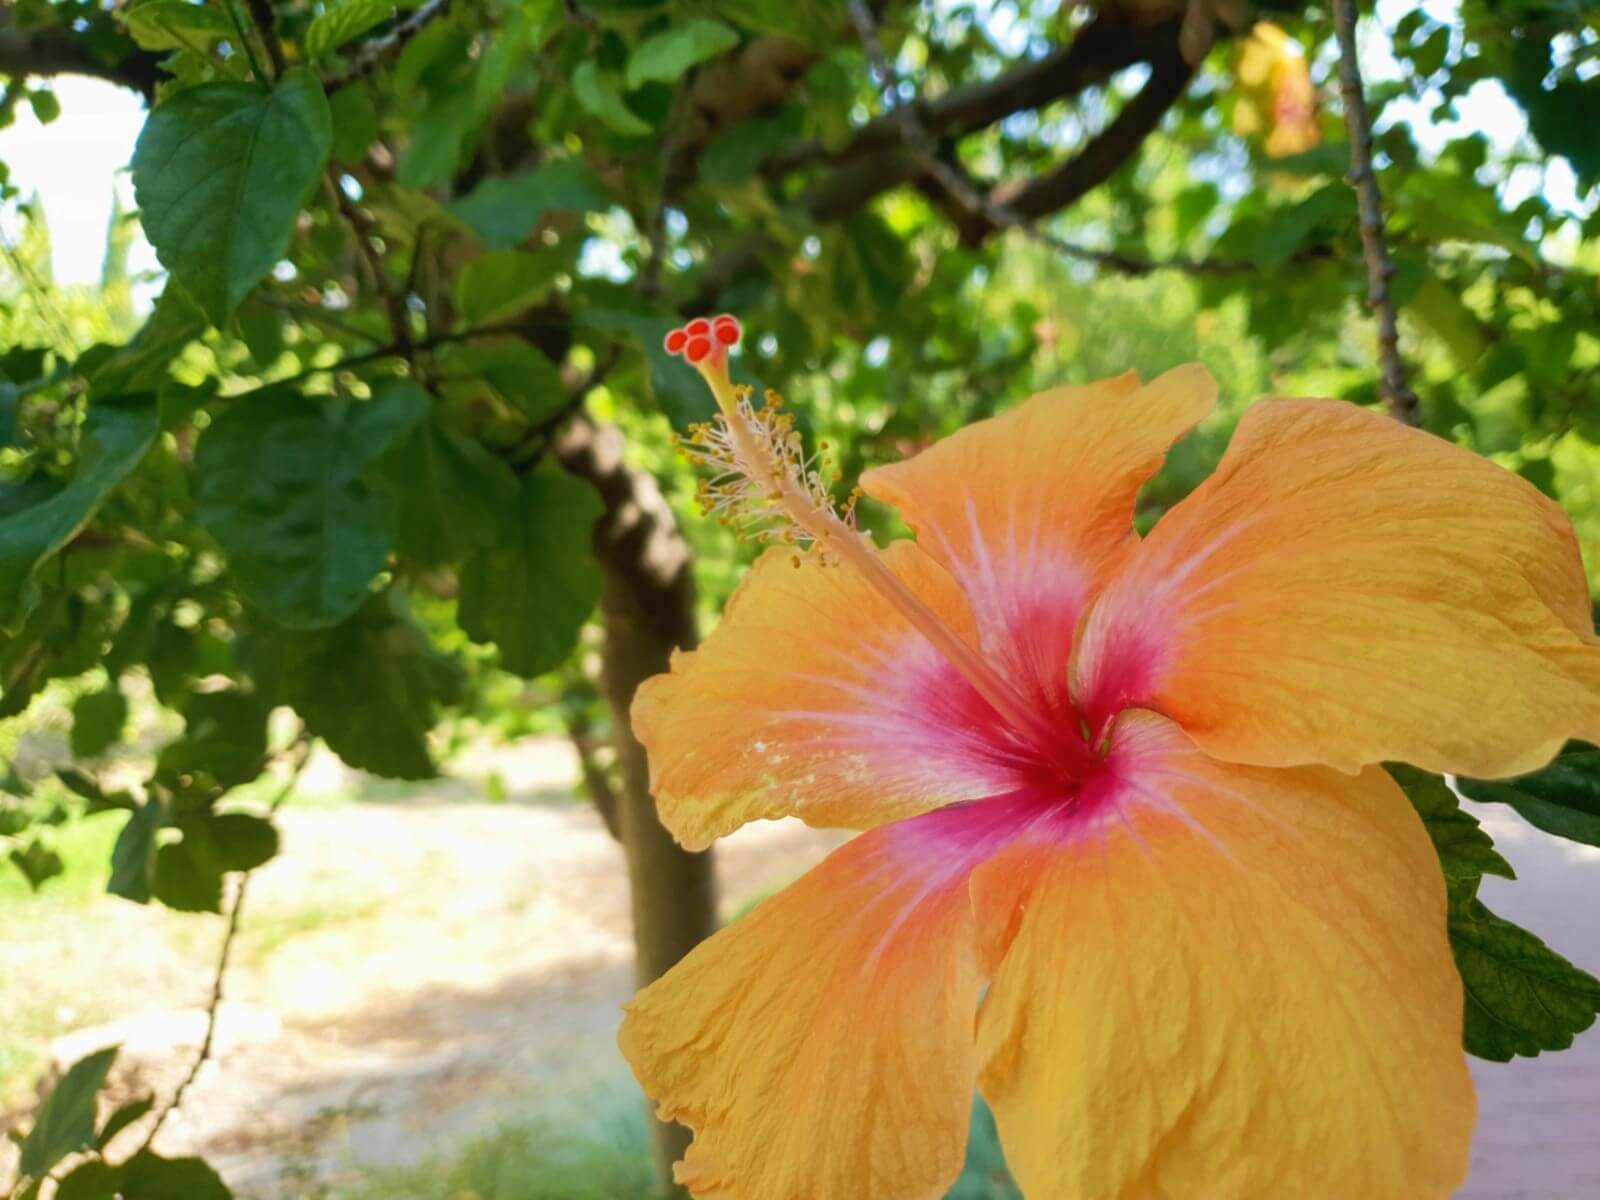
<box><xmin>664</xmin><ymin>315</ymin><xmax>1054</xmax><ymax>750</ymax></box>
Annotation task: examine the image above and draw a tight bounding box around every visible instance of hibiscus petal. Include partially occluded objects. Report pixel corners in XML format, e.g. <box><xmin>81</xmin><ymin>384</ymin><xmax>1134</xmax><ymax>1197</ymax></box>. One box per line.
<box><xmin>619</xmin><ymin>797</ymin><xmax>1033</xmax><ymax>1200</ymax></box>
<box><xmin>971</xmin><ymin>711</ymin><xmax>1475</xmax><ymax>1200</ymax></box>
<box><xmin>1074</xmin><ymin>397</ymin><xmax>1600</xmax><ymax>777</ymax></box>
<box><xmin>633</xmin><ymin>540</ymin><xmax>1020</xmax><ymax>850</ymax></box>
<box><xmin>860</xmin><ymin>366</ymin><xmax>1216</xmax><ymax>709</ymax></box>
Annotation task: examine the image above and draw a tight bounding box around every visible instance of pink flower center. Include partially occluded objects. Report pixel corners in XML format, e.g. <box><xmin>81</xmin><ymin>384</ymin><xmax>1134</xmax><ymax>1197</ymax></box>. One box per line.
<box><xmin>670</xmin><ymin>312</ymin><xmax>1125</xmax><ymax>824</ymax></box>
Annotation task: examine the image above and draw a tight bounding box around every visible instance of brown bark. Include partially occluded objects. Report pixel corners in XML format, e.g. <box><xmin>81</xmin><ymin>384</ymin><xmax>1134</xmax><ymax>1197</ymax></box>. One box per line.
<box><xmin>555</xmin><ymin>414</ymin><xmax>716</xmax><ymax>1195</ymax></box>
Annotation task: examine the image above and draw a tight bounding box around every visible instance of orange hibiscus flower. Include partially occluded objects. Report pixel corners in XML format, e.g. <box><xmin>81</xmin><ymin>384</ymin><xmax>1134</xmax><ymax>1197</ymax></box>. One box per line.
<box><xmin>619</xmin><ymin>316</ymin><xmax>1600</xmax><ymax>1199</ymax></box>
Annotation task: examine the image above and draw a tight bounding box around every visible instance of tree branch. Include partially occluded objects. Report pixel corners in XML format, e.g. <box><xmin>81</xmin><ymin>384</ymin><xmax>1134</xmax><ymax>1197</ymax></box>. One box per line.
<box><xmin>835</xmin><ymin>3</ymin><xmax>1218</xmax><ymax>277</ymax></box>
<box><xmin>977</xmin><ymin>37</ymin><xmax>1197</xmax><ymax>235</ymax></box>
<box><xmin>766</xmin><ymin>12</ymin><xmax>1158</xmax><ymax>181</ymax></box>
<box><xmin>0</xmin><ymin>16</ymin><xmax>164</xmax><ymax>98</ymax></box>
<box><xmin>568</xmin><ymin>713</ymin><xmax>622</xmax><ymax>841</ymax></box>
<box><xmin>138</xmin><ymin>740</ymin><xmax>311</xmax><ymax>1153</ymax></box>
<box><xmin>324</xmin><ymin>0</ymin><xmax>450</xmax><ymax>91</ymax></box>
<box><xmin>243</xmin><ymin>0</ymin><xmax>288</xmax><ymax>79</ymax></box>
<box><xmin>330</xmin><ymin>176</ymin><xmax>415</xmax><ymax>364</ymax></box>
<box><xmin>1331</xmin><ymin>0</ymin><xmax>1422</xmax><ymax>426</ymax></box>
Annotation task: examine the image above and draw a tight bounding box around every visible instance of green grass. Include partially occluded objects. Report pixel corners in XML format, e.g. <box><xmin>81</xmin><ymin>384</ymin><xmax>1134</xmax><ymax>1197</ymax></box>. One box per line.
<box><xmin>0</xmin><ymin>812</ymin><xmax>134</xmax><ymax>1101</ymax></box>
<box><xmin>319</xmin><ymin>1088</ymin><xmax>1020</xmax><ymax>1200</ymax></box>
<box><xmin>0</xmin><ymin>808</ymin><xmax>121</xmax><ymax>906</ymax></box>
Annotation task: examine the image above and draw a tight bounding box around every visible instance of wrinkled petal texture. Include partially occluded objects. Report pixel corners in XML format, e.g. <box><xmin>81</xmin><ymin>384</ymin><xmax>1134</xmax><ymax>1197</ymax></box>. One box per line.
<box><xmin>972</xmin><ymin>711</ymin><xmax>1475</xmax><ymax>1200</ymax></box>
<box><xmin>1074</xmin><ymin>398</ymin><xmax>1600</xmax><ymax>778</ymax></box>
<box><xmin>861</xmin><ymin>366</ymin><xmax>1215</xmax><ymax>714</ymax></box>
<box><xmin>632</xmin><ymin>540</ymin><xmax>1019</xmax><ymax>849</ymax></box>
<box><xmin>619</xmin><ymin>797</ymin><xmax>1038</xmax><ymax>1200</ymax></box>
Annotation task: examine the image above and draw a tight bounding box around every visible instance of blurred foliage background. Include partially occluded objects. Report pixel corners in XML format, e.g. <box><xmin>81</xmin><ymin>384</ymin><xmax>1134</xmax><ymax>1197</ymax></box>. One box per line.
<box><xmin>1</xmin><ymin>0</ymin><xmax>1598</xmax><ymax>1195</ymax></box>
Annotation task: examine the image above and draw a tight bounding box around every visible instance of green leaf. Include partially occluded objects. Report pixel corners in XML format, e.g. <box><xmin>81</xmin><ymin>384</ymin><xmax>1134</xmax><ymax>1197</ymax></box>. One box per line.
<box><xmin>396</xmin><ymin>91</ymin><xmax>476</xmax><ymax>189</ymax></box>
<box><xmin>706</xmin><ymin>0</ymin><xmax>843</xmax><ymax>48</ymax></box>
<box><xmin>57</xmin><ymin>1159</ymin><xmax>123</xmax><ymax>1200</ymax></box>
<box><xmin>58</xmin><ymin>767</ymin><xmax>127</xmax><ymax>812</ymax></box>
<box><xmin>153</xmin><ymin>821</ymin><xmax>224</xmax><ymax>913</ymax></box>
<box><xmin>28</xmin><ymin>90</ymin><xmax>61</xmax><ymax>125</ymax></box>
<box><xmin>454</xmin><ymin>250</ymin><xmax>560</xmax><ymax>325</ymax></box>
<box><xmin>122</xmin><ymin>1</ymin><xmax>235</xmax><ymax>52</ymax></box>
<box><xmin>1410</xmin><ymin>25</ymin><xmax>1450</xmax><ymax>76</ymax></box>
<box><xmin>194</xmin><ymin>384</ymin><xmax>428</xmax><ymax>629</ymax></box>
<box><xmin>572</xmin><ymin>62</ymin><xmax>653</xmax><ymax>137</ymax></box>
<box><xmin>89</xmin><ymin>285</ymin><xmax>207</xmax><ymax>400</ymax></box>
<box><xmin>626</xmin><ymin>19</ymin><xmax>739</xmax><ymax>89</ymax></box>
<box><xmin>18</xmin><ymin>1045</ymin><xmax>118</xmax><ymax>1180</ymax></box>
<box><xmin>142</xmin><ymin>808</ymin><xmax>278</xmax><ymax>914</ymax></box>
<box><xmin>1458</xmin><ymin>742</ymin><xmax>1600</xmax><ymax>847</ymax></box>
<box><xmin>119</xmin><ymin>1150</ymin><xmax>232</xmax><ymax>1199</ymax></box>
<box><xmin>1450</xmin><ymin>894</ymin><xmax>1600</xmax><ymax>1061</ymax></box>
<box><xmin>158</xmin><ymin>690</ymin><xmax>271</xmax><ymax>790</ymax></box>
<box><xmin>432</xmin><ymin>340</ymin><xmax>569</xmax><ymax>425</ymax></box>
<box><xmin>253</xmin><ymin>593</ymin><xmax>462</xmax><ymax>779</ymax></box>
<box><xmin>1408</xmin><ymin>274</ymin><xmax>1491</xmax><ymax>367</ymax></box>
<box><xmin>699</xmin><ymin>105</ymin><xmax>804</xmax><ymax>186</ymax></box>
<box><xmin>450</xmin><ymin>160</ymin><xmax>607</xmax><ymax>250</ymax></box>
<box><xmin>9</xmin><ymin>839</ymin><xmax>64</xmax><ymax>891</ymax></box>
<box><xmin>305</xmin><ymin>0</ymin><xmax>394</xmax><ymax>59</ymax></box>
<box><xmin>109</xmin><ymin>799</ymin><xmax>167</xmax><ymax>904</ymax></box>
<box><xmin>131</xmin><ymin>69</ymin><xmax>333</xmax><ymax>326</ymax></box>
<box><xmin>0</xmin><ymin>399</ymin><xmax>159</xmax><ymax>631</ymax></box>
<box><xmin>833</xmin><ymin>211</ymin><xmax>911</xmax><ymax>317</ymax></box>
<box><xmin>1263</xmin><ymin>142</ymin><xmax>1350</xmax><ymax>179</ymax></box>
<box><xmin>209</xmin><ymin>811</ymin><xmax>279</xmax><ymax>871</ymax></box>
<box><xmin>97</xmin><ymin>1094</ymin><xmax>155</xmax><ymax>1149</ymax></box>
<box><xmin>71</xmin><ymin>685</ymin><xmax>129</xmax><ymax>759</ymax></box>
<box><xmin>0</xmin><ymin>380</ymin><xmax>18</xmax><ymax>449</ymax></box>
<box><xmin>458</xmin><ymin>470</ymin><xmax>602</xmax><ymax>677</ymax></box>
<box><xmin>582</xmin><ymin>308</ymin><xmax>709</xmax><ymax>428</ymax></box>
<box><xmin>372</xmin><ymin>413</ymin><xmax>519</xmax><ymax>565</ymax></box>
<box><xmin>1390</xmin><ymin>764</ymin><xmax>1516</xmax><ymax>885</ymax></box>
<box><xmin>435</xmin><ymin>340</ymin><xmax>568</xmax><ymax>423</ymax></box>
<box><xmin>328</xmin><ymin>81</ymin><xmax>380</xmax><ymax>162</ymax></box>
<box><xmin>1251</xmin><ymin>183</ymin><xmax>1354</xmax><ymax>267</ymax></box>
<box><xmin>1503</xmin><ymin>37</ymin><xmax>1600</xmax><ymax>187</ymax></box>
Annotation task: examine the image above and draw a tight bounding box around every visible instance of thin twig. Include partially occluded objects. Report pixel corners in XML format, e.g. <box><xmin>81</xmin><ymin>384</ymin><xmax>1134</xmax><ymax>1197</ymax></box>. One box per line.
<box><xmin>329</xmin><ymin>175</ymin><xmax>415</xmax><ymax>364</ymax></box>
<box><xmin>222</xmin><ymin>0</ymin><xmax>270</xmax><ymax>86</ymax></box>
<box><xmin>561</xmin><ymin>0</ymin><xmax>597</xmax><ymax>27</ymax></box>
<box><xmin>1331</xmin><ymin>0</ymin><xmax>1422</xmax><ymax>426</ymax></box>
<box><xmin>503</xmin><ymin>342</ymin><xmax>622</xmax><ymax>471</ymax></box>
<box><xmin>242</xmin><ymin>0</ymin><xmax>287</xmax><ymax>79</ymax></box>
<box><xmin>324</xmin><ymin>0</ymin><xmax>450</xmax><ymax>91</ymax></box>
<box><xmin>255</xmin><ymin>294</ymin><xmax>385</xmax><ymax>345</ymax></box>
<box><xmin>845</xmin><ymin>1</ymin><xmax>1228</xmax><ymax>277</ymax></box>
<box><xmin>137</xmin><ymin>740</ymin><xmax>311</xmax><ymax>1153</ymax></box>
<box><xmin>252</xmin><ymin>319</ymin><xmax>566</xmax><ymax>391</ymax></box>
<box><xmin>641</xmin><ymin>90</ymin><xmax>688</xmax><ymax>300</ymax></box>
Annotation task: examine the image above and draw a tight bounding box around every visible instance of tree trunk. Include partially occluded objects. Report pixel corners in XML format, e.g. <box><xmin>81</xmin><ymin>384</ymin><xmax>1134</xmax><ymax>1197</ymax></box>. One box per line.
<box><xmin>556</xmin><ymin>415</ymin><xmax>717</xmax><ymax>1195</ymax></box>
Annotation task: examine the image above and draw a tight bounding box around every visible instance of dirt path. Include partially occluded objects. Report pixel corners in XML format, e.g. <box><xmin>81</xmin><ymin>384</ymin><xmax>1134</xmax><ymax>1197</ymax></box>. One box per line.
<box><xmin>32</xmin><ymin>742</ymin><xmax>842</xmax><ymax>1197</ymax></box>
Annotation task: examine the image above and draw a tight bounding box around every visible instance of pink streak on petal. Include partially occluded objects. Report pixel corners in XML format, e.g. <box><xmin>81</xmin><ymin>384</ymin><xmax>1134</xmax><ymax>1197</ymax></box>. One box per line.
<box><xmin>1070</xmin><ymin>517</ymin><xmax>1264</xmax><ymax>731</ymax></box>
<box><xmin>770</xmin><ymin>631</ymin><xmax>1043</xmax><ymax>807</ymax></box>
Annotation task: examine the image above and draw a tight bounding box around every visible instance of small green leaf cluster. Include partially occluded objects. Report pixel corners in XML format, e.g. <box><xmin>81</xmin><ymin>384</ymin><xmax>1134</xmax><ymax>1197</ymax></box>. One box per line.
<box><xmin>7</xmin><ymin>1045</ymin><xmax>224</xmax><ymax>1200</ymax></box>
<box><xmin>1394</xmin><ymin>755</ymin><xmax>1600</xmax><ymax>1061</ymax></box>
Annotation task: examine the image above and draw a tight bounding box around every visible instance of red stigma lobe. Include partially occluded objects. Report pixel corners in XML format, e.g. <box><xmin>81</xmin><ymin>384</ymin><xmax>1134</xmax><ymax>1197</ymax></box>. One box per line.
<box><xmin>664</xmin><ymin>314</ymin><xmax>740</xmax><ymax>362</ymax></box>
